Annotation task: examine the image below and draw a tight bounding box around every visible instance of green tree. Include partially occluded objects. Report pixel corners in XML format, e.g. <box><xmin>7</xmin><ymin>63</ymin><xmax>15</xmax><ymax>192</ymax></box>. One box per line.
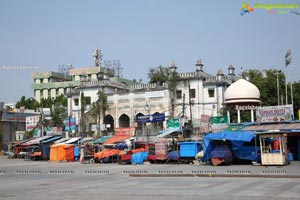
<box><xmin>54</xmin><ymin>94</ymin><xmax>68</xmax><ymax>107</ymax></box>
<box><xmin>51</xmin><ymin>104</ymin><xmax>67</xmax><ymax>128</ymax></box>
<box><xmin>148</xmin><ymin>65</ymin><xmax>169</xmax><ymax>85</ymax></box>
<box><xmin>49</xmin><ymin>95</ymin><xmax>68</xmax><ymax>128</ymax></box>
<box><xmin>16</xmin><ymin>96</ymin><xmax>39</xmax><ymax>110</ymax></box>
<box><xmin>16</xmin><ymin>96</ymin><xmax>26</xmax><ymax>108</ymax></box>
<box><xmin>148</xmin><ymin>65</ymin><xmax>180</xmax><ymax>118</ymax></box>
<box><xmin>87</xmin><ymin>90</ymin><xmax>108</xmax><ymax>137</ymax></box>
<box><xmin>40</xmin><ymin>97</ymin><xmax>54</xmax><ymax>109</ymax></box>
<box><xmin>79</xmin><ymin>92</ymin><xmax>91</xmax><ymax>135</ymax></box>
<box><xmin>291</xmin><ymin>81</ymin><xmax>300</xmax><ymax>119</ymax></box>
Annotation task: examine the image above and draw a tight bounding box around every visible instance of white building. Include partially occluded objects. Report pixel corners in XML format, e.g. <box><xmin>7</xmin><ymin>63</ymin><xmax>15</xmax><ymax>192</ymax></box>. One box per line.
<box><xmin>32</xmin><ymin>52</ymin><xmax>238</xmax><ymax>136</ymax></box>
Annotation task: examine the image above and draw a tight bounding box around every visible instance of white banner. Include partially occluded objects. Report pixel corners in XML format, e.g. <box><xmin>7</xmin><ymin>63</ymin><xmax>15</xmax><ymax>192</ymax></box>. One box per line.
<box><xmin>256</xmin><ymin>105</ymin><xmax>293</xmax><ymax>122</ymax></box>
<box><xmin>26</xmin><ymin>115</ymin><xmax>40</xmax><ymax>131</ymax></box>
<box><xmin>145</xmin><ymin>91</ymin><xmax>164</xmax><ymax>98</ymax></box>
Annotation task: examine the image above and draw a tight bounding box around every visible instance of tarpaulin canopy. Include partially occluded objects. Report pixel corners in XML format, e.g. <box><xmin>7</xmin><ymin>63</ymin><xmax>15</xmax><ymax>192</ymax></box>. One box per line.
<box><xmin>40</xmin><ymin>135</ymin><xmax>62</xmax><ymax>144</ymax></box>
<box><xmin>94</xmin><ymin>136</ymin><xmax>112</xmax><ymax>144</ymax></box>
<box><xmin>104</xmin><ymin>134</ymin><xmax>131</xmax><ymax>145</ymax></box>
<box><xmin>49</xmin><ymin>143</ymin><xmax>74</xmax><ymax>161</ymax></box>
<box><xmin>156</xmin><ymin>127</ymin><xmax>181</xmax><ymax>138</ymax></box>
<box><xmin>203</xmin><ymin>131</ymin><xmax>257</xmax><ymax>161</ymax></box>
<box><xmin>19</xmin><ymin>135</ymin><xmax>54</xmax><ymax>147</ymax></box>
<box><xmin>64</xmin><ymin>137</ymin><xmax>81</xmax><ymax>144</ymax></box>
<box><xmin>94</xmin><ymin>149</ymin><xmax>124</xmax><ymax>160</ymax></box>
<box><xmin>242</xmin><ymin>123</ymin><xmax>300</xmax><ymax>132</ymax></box>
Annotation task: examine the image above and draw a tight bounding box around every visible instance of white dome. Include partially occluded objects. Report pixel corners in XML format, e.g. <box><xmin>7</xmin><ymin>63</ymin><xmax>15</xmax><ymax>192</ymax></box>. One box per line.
<box><xmin>224</xmin><ymin>79</ymin><xmax>261</xmax><ymax>104</ymax></box>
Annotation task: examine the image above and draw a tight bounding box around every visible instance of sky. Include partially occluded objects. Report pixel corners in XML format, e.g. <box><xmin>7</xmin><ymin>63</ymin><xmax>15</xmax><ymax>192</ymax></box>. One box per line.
<box><xmin>0</xmin><ymin>0</ymin><xmax>300</xmax><ymax>103</ymax></box>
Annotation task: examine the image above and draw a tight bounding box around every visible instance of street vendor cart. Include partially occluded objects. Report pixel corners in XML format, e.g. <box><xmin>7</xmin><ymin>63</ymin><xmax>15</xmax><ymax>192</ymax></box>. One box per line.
<box><xmin>257</xmin><ymin>132</ymin><xmax>288</xmax><ymax>166</ymax></box>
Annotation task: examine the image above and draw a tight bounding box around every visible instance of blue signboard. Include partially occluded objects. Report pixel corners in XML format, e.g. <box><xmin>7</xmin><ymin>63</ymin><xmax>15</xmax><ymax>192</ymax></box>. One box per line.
<box><xmin>137</xmin><ymin>113</ymin><xmax>165</xmax><ymax>123</ymax></box>
<box><xmin>64</xmin><ymin>117</ymin><xmax>76</xmax><ymax>131</ymax></box>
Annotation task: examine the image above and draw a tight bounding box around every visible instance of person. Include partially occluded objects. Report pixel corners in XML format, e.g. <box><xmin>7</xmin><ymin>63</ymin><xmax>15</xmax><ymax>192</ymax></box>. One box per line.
<box><xmin>195</xmin><ymin>150</ymin><xmax>204</xmax><ymax>163</ymax></box>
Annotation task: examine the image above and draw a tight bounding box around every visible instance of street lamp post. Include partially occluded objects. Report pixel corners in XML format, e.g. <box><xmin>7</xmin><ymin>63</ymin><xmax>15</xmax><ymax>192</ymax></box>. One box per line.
<box><xmin>67</xmin><ymin>84</ymin><xmax>73</xmax><ymax>138</ymax></box>
<box><xmin>276</xmin><ymin>70</ymin><xmax>281</xmax><ymax>105</ymax></box>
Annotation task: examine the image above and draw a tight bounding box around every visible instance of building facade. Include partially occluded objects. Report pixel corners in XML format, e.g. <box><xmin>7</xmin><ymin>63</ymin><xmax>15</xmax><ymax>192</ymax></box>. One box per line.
<box><xmin>31</xmin><ymin>54</ymin><xmax>238</xmax><ymax>136</ymax></box>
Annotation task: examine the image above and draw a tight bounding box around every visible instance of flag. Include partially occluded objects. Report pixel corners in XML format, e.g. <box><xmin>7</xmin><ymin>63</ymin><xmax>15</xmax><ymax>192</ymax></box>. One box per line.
<box><xmin>285</xmin><ymin>57</ymin><xmax>291</xmax><ymax>67</ymax></box>
<box><xmin>285</xmin><ymin>49</ymin><xmax>291</xmax><ymax>67</ymax></box>
<box><xmin>285</xmin><ymin>49</ymin><xmax>291</xmax><ymax>59</ymax></box>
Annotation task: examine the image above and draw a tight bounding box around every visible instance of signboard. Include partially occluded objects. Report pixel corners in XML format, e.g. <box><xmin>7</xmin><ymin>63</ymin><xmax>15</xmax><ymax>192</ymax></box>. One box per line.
<box><xmin>166</xmin><ymin>118</ymin><xmax>180</xmax><ymax>129</ymax></box>
<box><xmin>256</xmin><ymin>105</ymin><xmax>293</xmax><ymax>122</ymax></box>
<box><xmin>2</xmin><ymin>112</ymin><xmax>27</xmax><ymax>122</ymax></box>
<box><xmin>210</xmin><ymin>116</ymin><xmax>228</xmax><ymax>124</ymax></box>
<box><xmin>210</xmin><ymin>116</ymin><xmax>228</xmax><ymax>133</ymax></box>
<box><xmin>16</xmin><ymin>131</ymin><xmax>25</xmax><ymax>141</ymax></box>
<box><xmin>145</xmin><ymin>91</ymin><xmax>164</xmax><ymax>98</ymax></box>
<box><xmin>64</xmin><ymin>117</ymin><xmax>76</xmax><ymax>131</ymax></box>
<box><xmin>33</xmin><ymin>129</ymin><xmax>41</xmax><ymax>137</ymax></box>
<box><xmin>137</xmin><ymin>113</ymin><xmax>165</xmax><ymax>123</ymax></box>
<box><xmin>115</xmin><ymin>127</ymin><xmax>135</xmax><ymax>136</ymax></box>
<box><xmin>44</xmin><ymin>127</ymin><xmax>63</xmax><ymax>135</ymax></box>
<box><xmin>91</xmin><ymin>124</ymin><xmax>97</xmax><ymax>132</ymax></box>
<box><xmin>199</xmin><ymin>114</ymin><xmax>210</xmax><ymax>133</ymax></box>
<box><xmin>26</xmin><ymin>115</ymin><xmax>40</xmax><ymax>131</ymax></box>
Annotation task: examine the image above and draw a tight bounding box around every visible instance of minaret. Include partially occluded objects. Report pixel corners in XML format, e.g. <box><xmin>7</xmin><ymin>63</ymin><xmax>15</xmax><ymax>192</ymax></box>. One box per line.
<box><xmin>195</xmin><ymin>59</ymin><xmax>204</xmax><ymax>76</ymax></box>
<box><xmin>169</xmin><ymin>61</ymin><xmax>177</xmax><ymax>72</ymax></box>
<box><xmin>227</xmin><ymin>64</ymin><xmax>235</xmax><ymax>76</ymax></box>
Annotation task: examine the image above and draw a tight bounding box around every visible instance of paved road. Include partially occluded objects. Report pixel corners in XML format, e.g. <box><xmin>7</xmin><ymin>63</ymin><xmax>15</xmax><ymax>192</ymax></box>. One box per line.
<box><xmin>0</xmin><ymin>156</ymin><xmax>300</xmax><ymax>200</ymax></box>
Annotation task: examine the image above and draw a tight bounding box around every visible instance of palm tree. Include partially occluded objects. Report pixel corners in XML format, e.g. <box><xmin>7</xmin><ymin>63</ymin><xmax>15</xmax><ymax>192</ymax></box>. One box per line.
<box><xmin>87</xmin><ymin>90</ymin><xmax>108</xmax><ymax>138</ymax></box>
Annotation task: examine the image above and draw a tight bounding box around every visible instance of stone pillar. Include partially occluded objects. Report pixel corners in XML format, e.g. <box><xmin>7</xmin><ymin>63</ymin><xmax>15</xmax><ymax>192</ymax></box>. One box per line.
<box><xmin>251</xmin><ymin>109</ymin><xmax>255</xmax><ymax>122</ymax></box>
<box><xmin>42</xmin><ymin>89</ymin><xmax>48</xmax><ymax>99</ymax></box>
<box><xmin>91</xmin><ymin>74</ymin><xmax>97</xmax><ymax>80</ymax></box>
<box><xmin>50</xmin><ymin>88</ymin><xmax>56</xmax><ymax>99</ymax></box>
<box><xmin>58</xmin><ymin>88</ymin><xmax>64</xmax><ymax>96</ymax></box>
<box><xmin>237</xmin><ymin>109</ymin><xmax>241</xmax><ymax>123</ymax></box>
<box><xmin>35</xmin><ymin>90</ymin><xmax>41</xmax><ymax>103</ymax></box>
<box><xmin>227</xmin><ymin>110</ymin><xmax>231</xmax><ymax>124</ymax></box>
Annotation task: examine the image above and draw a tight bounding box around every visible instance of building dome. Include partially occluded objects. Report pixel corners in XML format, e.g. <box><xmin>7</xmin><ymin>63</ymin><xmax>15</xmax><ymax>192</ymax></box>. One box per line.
<box><xmin>224</xmin><ymin>78</ymin><xmax>261</xmax><ymax>105</ymax></box>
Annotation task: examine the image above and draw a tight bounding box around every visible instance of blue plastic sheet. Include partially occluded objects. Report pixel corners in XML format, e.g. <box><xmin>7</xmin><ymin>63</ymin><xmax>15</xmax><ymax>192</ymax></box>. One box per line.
<box><xmin>115</xmin><ymin>143</ymin><xmax>128</xmax><ymax>150</ymax></box>
<box><xmin>203</xmin><ymin>131</ymin><xmax>256</xmax><ymax>161</ymax></box>
<box><xmin>179</xmin><ymin>142</ymin><xmax>202</xmax><ymax>157</ymax></box>
<box><xmin>131</xmin><ymin>151</ymin><xmax>149</xmax><ymax>165</ymax></box>
<box><xmin>211</xmin><ymin>144</ymin><xmax>232</xmax><ymax>159</ymax></box>
<box><xmin>167</xmin><ymin>150</ymin><xmax>180</xmax><ymax>161</ymax></box>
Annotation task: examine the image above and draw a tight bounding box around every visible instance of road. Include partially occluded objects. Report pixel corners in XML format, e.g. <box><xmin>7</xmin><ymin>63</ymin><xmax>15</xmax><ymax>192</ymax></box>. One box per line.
<box><xmin>0</xmin><ymin>156</ymin><xmax>300</xmax><ymax>200</ymax></box>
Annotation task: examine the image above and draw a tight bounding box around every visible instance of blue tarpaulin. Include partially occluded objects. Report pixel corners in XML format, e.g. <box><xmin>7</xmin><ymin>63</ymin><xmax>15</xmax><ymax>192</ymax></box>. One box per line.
<box><xmin>131</xmin><ymin>151</ymin><xmax>149</xmax><ymax>165</ymax></box>
<box><xmin>167</xmin><ymin>150</ymin><xmax>180</xmax><ymax>161</ymax></box>
<box><xmin>203</xmin><ymin>131</ymin><xmax>257</xmax><ymax>161</ymax></box>
<box><xmin>179</xmin><ymin>142</ymin><xmax>202</xmax><ymax>158</ymax></box>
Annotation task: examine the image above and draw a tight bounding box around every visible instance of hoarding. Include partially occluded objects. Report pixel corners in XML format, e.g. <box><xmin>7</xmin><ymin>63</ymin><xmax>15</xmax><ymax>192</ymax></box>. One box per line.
<box><xmin>64</xmin><ymin>117</ymin><xmax>76</xmax><ymax>131</ymax></box>
<box><xmin>210</xmin><ymin>116</ymin><xmax>228</xmax><ymax>133</ymax></box>
<box><xmin>26</xmin><ymin>115</ymin><xmax>40</xmax><ymax>131</ymax></box>
<box><xmin>199</xmin><ymin>114</ymin><xmax>210</xmax><ymax>133</ymax></box>
<box><xmin>137</xmin><ymin>113</ymin><xmax>165</xmax><ymax>123</ymax></box>
<box><xmin>166</xmin><ymin>118</ymin><xmax>180</xmax><ymax>128</ymax></box>
<box><xmin>256</xmin><ymin>105</ymin><xmax>293</xmax><ymax>122</ymax></box>
<box><xmin>145</xmin><ymin>91</ymin><xmax>164</xmax><ymax>98</ymax></box>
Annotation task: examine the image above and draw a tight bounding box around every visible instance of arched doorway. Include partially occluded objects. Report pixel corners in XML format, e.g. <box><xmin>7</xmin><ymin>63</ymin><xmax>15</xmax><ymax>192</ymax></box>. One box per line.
<box><xmin>119</xmin><ymin>114</ymin><xmax>130</xmax><ymax>128</ymax></box>
<box><xmin>153</xmin><ymin>112</ymin><xmax>164</xmax><ymax>132</ymax></box>
<box><xmin>104</xmin><ymin>115</ymin><xmax>114</xmax><ymax>133</ymax></box>
<box><xmin>136</xmin><ymin>113</ymin><xmax>145</xmax><ymax>136</ymax></box>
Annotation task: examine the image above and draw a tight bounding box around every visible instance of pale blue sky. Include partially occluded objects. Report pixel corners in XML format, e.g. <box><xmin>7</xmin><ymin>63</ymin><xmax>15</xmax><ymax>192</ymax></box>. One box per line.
<box><xmin>1</xmin><ymin>0</ymin><xmax>300</xmax><ymax>103</ymax></box>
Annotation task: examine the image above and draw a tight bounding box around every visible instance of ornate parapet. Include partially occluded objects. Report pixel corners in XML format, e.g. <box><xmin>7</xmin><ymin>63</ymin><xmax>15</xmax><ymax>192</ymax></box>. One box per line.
<box><xmin>31</xmin><ymin>81</ymin><xmax>79</xmax><ymax>90</ymax></box>
<box><xmin>128</xmin><ymin>83</ymin><xmax>167</xmax><ymax>92</ymax></box>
